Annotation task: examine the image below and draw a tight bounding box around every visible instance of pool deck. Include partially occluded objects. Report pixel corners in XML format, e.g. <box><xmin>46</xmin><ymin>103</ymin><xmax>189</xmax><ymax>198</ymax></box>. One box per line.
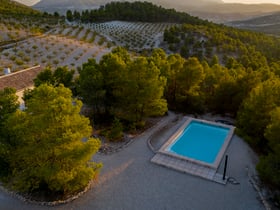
<box><xmin>0</xmin><ymin>112</ymin><xmax>265</xmax><ymax>210</ymax></box>
<box><xmin>151</xmin><ymin>152</ymin><xmax>227</xmax><ymax>184</ymax></box>
<box><xmin>151</xmin><ymin>117</ymin><xmax>235</xmax><ymax>184</ymax></box>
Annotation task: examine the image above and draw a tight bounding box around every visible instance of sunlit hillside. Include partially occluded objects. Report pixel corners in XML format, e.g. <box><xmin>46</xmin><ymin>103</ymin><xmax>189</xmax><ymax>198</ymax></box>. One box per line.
<box><xmin>32</xmin><ymin>0</ymin><xmax>280</xmax><ymax>22</ymax></box>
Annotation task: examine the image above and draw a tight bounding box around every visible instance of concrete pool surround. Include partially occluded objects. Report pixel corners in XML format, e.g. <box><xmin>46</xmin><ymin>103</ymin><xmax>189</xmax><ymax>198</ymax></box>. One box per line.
<box><xmin>152</xmin><ymin>117</ymin><xmax>235</xmax><ymax>183</ymax></box>
<box><xmin>160</xmin><ymin>118</ymin><xmax>234</xmax><ymax>169</ymax></box>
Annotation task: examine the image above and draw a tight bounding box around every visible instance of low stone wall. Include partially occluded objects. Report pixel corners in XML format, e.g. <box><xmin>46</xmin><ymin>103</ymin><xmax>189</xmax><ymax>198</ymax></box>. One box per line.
<box><xmin>0</xmin><ymin>178</ymin><xmax>97</xmax><ymax>206</ymax></box>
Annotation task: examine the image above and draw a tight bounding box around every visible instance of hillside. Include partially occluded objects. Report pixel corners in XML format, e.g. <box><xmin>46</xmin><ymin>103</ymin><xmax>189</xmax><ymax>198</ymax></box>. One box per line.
<box><xmin>1</xmin><ymin>0</ymin><xmax>280</xmax><ymax>206</ymax></box>
<box><xmin>0</xmin><ymin>0</ymin><xmax>40</xmax><ymax>16</ymax></box>
<box><xmin>0</xmin><ymin>0</ymin><xmax>111</xmax><ymax>74</ymax></box>
<box><xmin>187</xmin><ymin>3</ymin><xmax>280</xmax><ymax>22</ymax></box>
<box><xmin>228</xmin><ymin>12</ymin><xmax>280</xmax><ymax>36</ymax></box>
<box><xmin>33</xmin><ymin>0</ymin><xmax>280</xmax><ymax>22</ymax></box>
<box><xmin>66</xmin><ymin>1</ymin><xmax>206</xmax><ymax>24</ymax></box>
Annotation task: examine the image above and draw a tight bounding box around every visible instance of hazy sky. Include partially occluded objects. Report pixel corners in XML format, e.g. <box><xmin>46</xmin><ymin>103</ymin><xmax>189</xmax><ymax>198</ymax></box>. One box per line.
<box><xmin>16</xmin><ymin>0</ymin><xmax>40</xmax><ymax>6</ymax></box>
<box><xmin>223</xmin><ymin>0</ymin><xmax>280</xmax><ymax>4</ymax></box>
<box><xmin>16</xmin><ymin>0</ymin><xmax>280</xmax><ymax>6</ymax></box>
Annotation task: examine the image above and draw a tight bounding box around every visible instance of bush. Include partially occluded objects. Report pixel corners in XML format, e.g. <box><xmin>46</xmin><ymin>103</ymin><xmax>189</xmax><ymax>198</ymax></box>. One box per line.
<box><xmin>15</xmin><ymin>59</ymin><xmax>24</xmax><ymax>65</ymax></box>
<box><xmin>108</xmin><ymin>118</ymin><xmax>123</xmax><ymax>142</ymax></box>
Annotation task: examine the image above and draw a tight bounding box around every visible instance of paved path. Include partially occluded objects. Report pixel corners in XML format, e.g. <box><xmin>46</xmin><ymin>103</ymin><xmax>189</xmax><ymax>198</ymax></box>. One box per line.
<box><xmin>0</xmin><ymin>112</ymin><xmax>264</xmax><ymax>210</ymax></box>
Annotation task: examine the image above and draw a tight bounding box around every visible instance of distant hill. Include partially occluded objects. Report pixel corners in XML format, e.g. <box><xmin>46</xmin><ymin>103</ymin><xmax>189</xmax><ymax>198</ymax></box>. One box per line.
<box><xmin>187</xmin><ymin>3</ymin><xmax>280</xmax><ymax>23</ymax></box>
<box><xmin>33</xmin><ymin>0</ymin><xmax>223</xmax><ymax>9</ymax></box>
<box><xmin>32</xmin><ymin>0</ymin><xmax>280</xmax><ymax>22</ymax></box>
<box><xmin>0</xmin><ymin>0</ymin><xmax>41</xmax><ymax>16</ymax></box>
<box><xmin>0</xmin><ymin>0</ymin><xmax>60</xmax><ymax>47</ymax></box>
<box><xmin>228</xmin><ymin>12</ymin><xmax>280</xmax><ymax>36</ymax></box>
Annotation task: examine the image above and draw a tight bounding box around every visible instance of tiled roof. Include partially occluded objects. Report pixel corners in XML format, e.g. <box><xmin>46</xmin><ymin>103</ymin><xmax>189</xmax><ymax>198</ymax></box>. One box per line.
<box><xmin>0</xmin><ymin>66</ymin><xmax>42</xmax><ymax>91</ymax></box>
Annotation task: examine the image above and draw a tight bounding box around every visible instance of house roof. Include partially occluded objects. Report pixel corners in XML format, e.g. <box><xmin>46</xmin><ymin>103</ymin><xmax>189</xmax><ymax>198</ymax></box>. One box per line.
<box><xmin>0</xmin><ymin>65</ymin><xmax>42</xmax><ymax>91</ymax></box>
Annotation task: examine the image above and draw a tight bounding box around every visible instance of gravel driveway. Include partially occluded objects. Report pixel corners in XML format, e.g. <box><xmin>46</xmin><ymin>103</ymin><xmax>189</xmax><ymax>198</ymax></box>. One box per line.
<box><xmin>0</xmin><ymin>112</ymin><xmax>265</xmax><ymax>210</ymax></box>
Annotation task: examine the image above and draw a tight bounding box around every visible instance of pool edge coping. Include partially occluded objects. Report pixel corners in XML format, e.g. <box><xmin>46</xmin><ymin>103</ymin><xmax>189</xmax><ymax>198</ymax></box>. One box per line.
<box><xmin>157</xmin><ymin>117</ymin><xmax>235</xmax><ymax>169</ymax></box>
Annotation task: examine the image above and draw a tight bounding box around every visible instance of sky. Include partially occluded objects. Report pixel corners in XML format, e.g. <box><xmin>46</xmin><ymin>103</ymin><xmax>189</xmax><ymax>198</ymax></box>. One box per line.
<box><xmin>223</xmin><ymin>0</ymin><xmax>280</xmax><ymax>4</ymax></box>
<box><xmin>16</xmin><ymin>0</ymin><xmax>280</xmax><ymax>6</ymax></box>
<box><xmin>15</xmin><ymin>0</ymin><xmax>40</xmax><ymax>6</ymax></box>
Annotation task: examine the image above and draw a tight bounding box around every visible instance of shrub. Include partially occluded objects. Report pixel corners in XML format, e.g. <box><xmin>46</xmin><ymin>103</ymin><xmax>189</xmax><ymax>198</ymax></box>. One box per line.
<box><xmin>15</xmin><ymin>59</ymin><xmax>24</xmax><ymax>65</ymax></box>
<box><xmin>108</xmin><ymin>118</ymin><xmax>123</xmax><ymax>142</ymax></box>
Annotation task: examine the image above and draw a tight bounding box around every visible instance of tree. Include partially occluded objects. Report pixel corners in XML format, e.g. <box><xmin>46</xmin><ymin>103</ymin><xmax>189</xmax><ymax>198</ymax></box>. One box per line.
<box><xmin>121</xmin><ymin>57</ymin><xmax>167</xmax><ymax>123</ymax></box>
<box><xmin>73</xmin><ymin>10</ymin><xmax>81</xmax><ymax>21</ymax></box>
<box><xmin>53</xmin><ymin>12</ymin><xmax>59</xmax><ymax>18</ymax></box>
<box><xmin>108</xmin><ymin>118</ymin><xmax>123</xmax><ymax>141</ymax></box>
<box><xmin>165</xmin><ymin>53</ymin><xmax>184</xmax><ymax>107</ymax></box>
<box><xmin>176</xmin><ymin>57</ymin><xmax>205</xmax><ymax>112</ymax></box>
<box><xmin>77</xmin><ymin>48</ymin><xmax>167</xmax><ymax>125</ymax></box>
<box><xmin>0</xmin><ymin>88</ymin><xmax>19</xmax><ymax>176</ymax></box>
<box><xmin>178</xmin><ymin>57</ymin><xmax>205</xmax><ymax>96</ymax></box>
<box><xmin>66</xmin><ymin>10</ymin><xmax>73</xmax><ymax>22</ymax></box>
<box><xmin>0</xmin><ymin>87</ymin><xmax>19</xmax><ymax>127</ymax></box>
<box><xmin>4</xmin><ymin>84</ymin><xmax>101</xmax><ymax>196</ymax></box>
<box><xmin>34</xmin><ymin>66</ymin><xmax>75</xmax><ymax>88</ymax></box>
<box><xmin>53</xmin><ymin>66</ymin><xmax>75</xmax><ymax>88</ymax></box>
<box><xmin>77</xmin><ymin>59</ymin><xmax>105</xmax><ymax>115</ymax></box>
<box><xmin>237</xmin><ymin>79</ymin><xmax>280</xmax><ymax>149</ymax></box>
<box><xmin>264</xmin><ymin>107</ymin><xmax>280</xmax><ymax>149</ymax></box>
<box><xmin>257</xmin><ymin>107</ymin><xmax>280</xmax><ymax>190</ymax></box>
<box><xmin>34</xmin><ymin>67</ymin><xmax>54</xmax><ymax>87</ymax></box>
<box><xmin>99</xmin><ymin>47</ymin><xmax>130</xmax><ymax>116</ymax></box>
<box><xmin>257</xmin><ymin>148</ymin><xmax>280</xmax><ymax>189</ymax></box>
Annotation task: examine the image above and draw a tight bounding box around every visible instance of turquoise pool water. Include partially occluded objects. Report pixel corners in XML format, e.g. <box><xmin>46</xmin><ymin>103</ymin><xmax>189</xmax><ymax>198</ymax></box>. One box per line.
<box><xmin>166</xmin><ymin>121</ymin><xmax>230</xmax><ymax>164</ymax></box>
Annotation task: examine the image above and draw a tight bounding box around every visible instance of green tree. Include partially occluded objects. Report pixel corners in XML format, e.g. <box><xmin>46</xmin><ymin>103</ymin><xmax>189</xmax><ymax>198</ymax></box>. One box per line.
<box><xmin>77</xmin><ymin>59</ymin><xmax>105</xmax><ymax>115</ymax></box>
<box><xmin>99</xmin><ymin>47</ymin><xmax>130</xmax><ymax>116</ymax></box>
<box><xmin>108</xmin><ymin>118</ymin><xmax>123</xmax><ymax>141</ymax></box>
<box><xmin>4</xmin><ymin>84</ymin><xmax>101</xmax><ymax>195</ymax></box>
<box><xmin>34</xmin><ymin>67</ymin><xmax>75</xmax><ymax>88</ymax></box>
<box><xmin>237</xmin><ymin>79</ymin><xmax>280</xmax><ymax>149</ymax></box>
<box><xmin>165</xmin><ymin>53</ymin><xmax>185</xmax><ymax>108</ymax></box>
<box><xmin>0</xmin><ymin>87</ymin><xmax>19</xmax><ymax>127</ymax></box>
<box><xmin>176</xmin><ymin>57</ymin><xmax>205</xmax><ymax>112</ymax></box>
<box><xmin>34</xmin><ymin>67</ymin><xmax>54</xmax><ymax>86</ymax></box>
<box><xmin>264</xmin><ymin>107</ymin><xmax>280</xmax><ymax>149</ymax></box>
<box><xmin>257</xmin><ymin>108</ymin><xmax>280</xmax><ymax>189</ymax></box>
<box><xmin>66</xmin><ymin>10</ymin><xmax>73</xmax><ymax>22</ymax></box>
<box><xmin>121</xmin><ymin>57</ymin><xmax>167</xmax><ymax>123</ymax></box>
<box><xmin>257</xmin><ymin>148</ymin><xmax>280</xmax><ymax>189</ymax></box>
<box><xmin>0</xmin><ymin>88</ymin><xmax>19</xmax><ymax>176</ymax></box>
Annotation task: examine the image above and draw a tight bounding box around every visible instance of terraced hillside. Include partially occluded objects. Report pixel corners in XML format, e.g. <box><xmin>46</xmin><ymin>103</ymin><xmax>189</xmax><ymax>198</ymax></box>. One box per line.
<box><xmin>0</xmin><ymin>0</ymin><xmax>112</xmax><ymax>74</ymax></box>
<box><xmin>64</xmin><ymin>21</ymin><xmax>177</xmax><ymax>50</ymax></box>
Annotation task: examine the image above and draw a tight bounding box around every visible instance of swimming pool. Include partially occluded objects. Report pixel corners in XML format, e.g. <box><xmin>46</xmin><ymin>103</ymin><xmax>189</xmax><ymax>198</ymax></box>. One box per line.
<box><xmin>160</xmin><ymin>118</ymin><xmax>234</xmax><ymax>168</ymax></box>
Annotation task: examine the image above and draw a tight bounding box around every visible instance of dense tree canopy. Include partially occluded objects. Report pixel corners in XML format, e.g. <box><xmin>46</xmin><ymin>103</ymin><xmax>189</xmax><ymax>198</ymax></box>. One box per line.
<box><xmin>2</xmin><ymin>84</ymin><xmax>101</xmax><ymax>196</ymax></box>
<box><xmin>257</xmin><ymin>108</ymin><xmax>280</xmax><ymax>189</ymax></box>
<box><xmin>2</xmin><ymin>0</ymin><xmax>280</xmax><ymax>202</ymax></box>
<box><xmin>164</xmin><ymin>23</ymin><xmax>280</xmax><ymax>66</ymax></box>
<box><xmin>34</xmin><ymin>66</ymin><xmax>75</xmax><ymax>88</ymax></box>
<box><xmin>77</xmin><ymin>47</ymin><xmax>167</xmax><ymax>124</ymax></box>
<box><xmin>0</xmin><ymin>87</ymin><xmax>19</xmax><ymax>176</ymax></box>
<box><xmin>0</xmin><ymin>87</ymin><xmax>19</xmax><ymax>126</ymax></box>
<box><xmin>237</xmin><ymin>79</ymin><xmax>280</xmax><ymax>148</ymax></box>
<box><xmin>66</xmin><ymin>1</ymin><xmax>206</xmax><ymax>24</ymax></box>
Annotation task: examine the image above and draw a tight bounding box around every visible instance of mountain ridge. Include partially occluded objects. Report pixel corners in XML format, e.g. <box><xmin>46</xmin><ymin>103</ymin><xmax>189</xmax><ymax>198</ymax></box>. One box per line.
<box><xmin>32</xmin><ymin>0</ymin><xmax>280</xmax><ymax>22</ymax></box>
<box><xmin>228</xmin><ymin>11</ymin><xmax>280</xmax><ymax>35</ymax></box>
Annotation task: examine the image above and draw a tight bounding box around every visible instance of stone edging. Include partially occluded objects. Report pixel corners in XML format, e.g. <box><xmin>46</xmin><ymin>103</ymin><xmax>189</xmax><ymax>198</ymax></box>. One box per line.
<box><xmin>98</xmin><ymin>114</ymin><xmax>171</xmax><ymax>155</ymax></box>
<box><xmin>147</xmin><ymin>123</ymin><xmax>170</xmax><ymax>153</ymax></box>
<box><xmin>147</xmin><ymin>114</ymin><xmax>182</xmax><ymax>153</ymax></box>
<box><xmin>98</xmin><ymin>136</ymin><xmax>135</xmax><ymax>155</ymax></box>
<box><xmin>0</xmin><ymin>178</ymin><xmax>96</xmax><ymax>206</ymax></box>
